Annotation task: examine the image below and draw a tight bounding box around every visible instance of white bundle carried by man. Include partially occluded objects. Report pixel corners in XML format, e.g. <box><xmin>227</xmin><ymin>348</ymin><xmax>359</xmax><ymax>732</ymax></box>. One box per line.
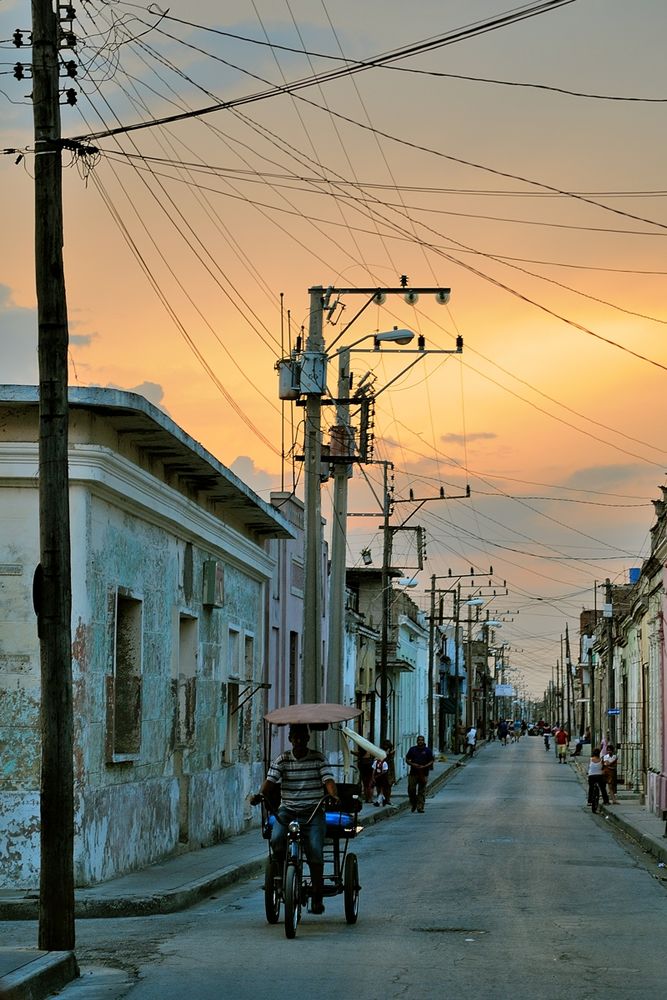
<box><xmin>340</xmin><ymin>725</ymin><xmax>387</xmax><ymax>761</ymax></box>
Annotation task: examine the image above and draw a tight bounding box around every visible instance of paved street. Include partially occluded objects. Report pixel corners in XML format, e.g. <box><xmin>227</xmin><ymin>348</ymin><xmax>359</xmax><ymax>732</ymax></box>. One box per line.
<box><xmin>6</xmin><ymin>737</ymin><xmax>667</xmax><ymax>1000</ymax></box>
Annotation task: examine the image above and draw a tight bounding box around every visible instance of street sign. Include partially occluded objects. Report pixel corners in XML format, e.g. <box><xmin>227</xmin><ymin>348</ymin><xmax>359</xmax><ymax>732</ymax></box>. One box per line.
<box><xmin>607</xmin><ymin>708</ymin><xmax>621</xmax><ymax>715</ymax></box>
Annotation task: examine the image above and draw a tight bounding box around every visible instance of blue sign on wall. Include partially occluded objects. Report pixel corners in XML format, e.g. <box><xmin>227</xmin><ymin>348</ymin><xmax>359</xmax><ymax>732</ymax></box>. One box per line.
<box><xmin>607</xmin><ymin>708</ymin><xmax>621</xmax><ymax>715</ymax></box>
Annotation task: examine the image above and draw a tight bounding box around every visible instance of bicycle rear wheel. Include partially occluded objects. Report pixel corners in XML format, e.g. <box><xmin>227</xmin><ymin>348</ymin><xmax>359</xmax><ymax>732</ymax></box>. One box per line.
<box><xmin>343</xmin><ymin>852</ymin><xmax>360</xmax><ymax>924</ymax></box>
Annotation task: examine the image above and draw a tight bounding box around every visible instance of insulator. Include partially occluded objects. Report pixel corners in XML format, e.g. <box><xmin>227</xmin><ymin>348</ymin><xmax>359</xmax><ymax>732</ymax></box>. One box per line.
<box><xmin>13</xmin><ymin>62</ymin><xmax>24</xmax><ymax>79</ymax></box>
<box><xmin>64</xmin><ymin>87</ymin><xmax>77</xmax><ymax>105</ymax></box>
<box><xmin>64</xmin><ymin>59</ymin><xmax>77</xmax><ymax>77</ymax></box>
<box><xmin>13</xmin><ymin>29</ymin><xmax>23</xmax><ymax>47</ymax></box>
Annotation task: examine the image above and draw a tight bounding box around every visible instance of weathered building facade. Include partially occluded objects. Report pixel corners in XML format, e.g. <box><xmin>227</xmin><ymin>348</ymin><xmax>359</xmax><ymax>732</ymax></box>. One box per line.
<box><xmin>579</xmin><ymin>487</ymin><xmax>667</xmax><ymax>816</ymax></box>
<box><xmin>0</xmin><ymin>386</ymin><xmax>292</xmax><ymax>888</ymax></box>
<box><xmin>345</xmin><ymin>568</ymin><xmax>429</xmax><ymax>780</ymax></box>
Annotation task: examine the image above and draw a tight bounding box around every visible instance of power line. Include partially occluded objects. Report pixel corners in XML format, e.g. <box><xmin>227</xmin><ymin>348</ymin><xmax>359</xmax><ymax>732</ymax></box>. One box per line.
<box><xmin>68</xmin><ymin>1</ymin><xmax>579</xmax><ymax>142</ymax></box>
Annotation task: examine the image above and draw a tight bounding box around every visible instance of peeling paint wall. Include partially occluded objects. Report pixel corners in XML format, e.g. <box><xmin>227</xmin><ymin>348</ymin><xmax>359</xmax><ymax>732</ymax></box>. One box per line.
<box><xmin>1</xmin><ymin>399</ymin><xmax>279</xmax><ymax>889</ymax></box>
<box><xmin>0</xmin><ymin>484</ymin><xmax>41</xmax><ymax>887</ymax></box>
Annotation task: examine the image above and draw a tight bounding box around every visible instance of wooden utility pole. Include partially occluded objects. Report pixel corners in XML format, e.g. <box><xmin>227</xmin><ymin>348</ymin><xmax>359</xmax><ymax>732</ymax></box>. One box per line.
<box><xmin>31</xmin><ymin>0</ymin><xmax>75</xmax><ymax>950</ymax></box>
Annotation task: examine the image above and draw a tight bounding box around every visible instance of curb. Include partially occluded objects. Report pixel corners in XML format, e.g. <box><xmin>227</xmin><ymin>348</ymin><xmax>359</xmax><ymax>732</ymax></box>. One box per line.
<box><xmin>1</xmin><ymin>951</ymin><xmax>78</xmax><ymax>1000</ymax></box>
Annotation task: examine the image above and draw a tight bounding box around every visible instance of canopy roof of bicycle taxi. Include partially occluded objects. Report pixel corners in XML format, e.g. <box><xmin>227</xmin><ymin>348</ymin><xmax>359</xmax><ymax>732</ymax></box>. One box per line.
<box><xmin>264</xmin><ymin>702</ymin><xmax>362</xmax><ymax>731</ymax></box>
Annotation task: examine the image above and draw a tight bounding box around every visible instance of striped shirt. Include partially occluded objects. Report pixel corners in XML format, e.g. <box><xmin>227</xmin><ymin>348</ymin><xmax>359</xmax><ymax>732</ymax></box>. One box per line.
<box><xmin>267</xmin><ymin>749</ymin><xmax>334</xmax><ymax>813</ymax></box>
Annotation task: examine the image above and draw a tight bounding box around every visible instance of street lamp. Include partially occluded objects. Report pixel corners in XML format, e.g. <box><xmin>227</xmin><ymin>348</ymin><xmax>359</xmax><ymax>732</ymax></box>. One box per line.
<box><xmin>373</xmin><ymin>327</ymin><xmax>414</xmax><ymax>348</ymax></box>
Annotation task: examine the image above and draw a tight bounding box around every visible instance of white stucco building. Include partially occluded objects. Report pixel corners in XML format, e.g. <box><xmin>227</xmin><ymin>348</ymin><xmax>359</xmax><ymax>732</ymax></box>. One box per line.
<box><xmin>0</xmin><ymin>386</ymin><xmax>293</xmax><ymax>888</ymax></box>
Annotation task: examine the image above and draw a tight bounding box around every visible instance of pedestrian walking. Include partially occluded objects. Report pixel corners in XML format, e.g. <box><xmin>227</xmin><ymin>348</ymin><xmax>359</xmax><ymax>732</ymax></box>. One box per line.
<box><xmin>354</xmin><ymin>747</ymin><xmax>375</xmax><ymax>804</ymax></box>
<box><xmin>466</xmin><ymin>726</ymin><xmax>477</xmax><ymax>757</ymax></box>
<box><xmin>497</xmin><ymin>719</ymin><xmax>509</xmax><ymax>745</ymax></box>
<box><xmin>405</xmin><ymin>735</ymin><xmax>435</xmax><ymax>813</ymax></box>
<box><xmin>380</xmin><ymin>739</ymin><xmax>396</xmax><ymax>803</ymax></box>
<box><xmin>555</xmin><ymin>725</ymin><xmax>569</xmax><ymax>763</ymax></box>
<box><xmin>602</xmin><ymin>745</ymin><xmax>619</xmax><ymax>804</ymax></box>
<box><xmin>587</xmin><ymin>747</ymin><xmax>610</xmax><ymax>807</ymax></box>
<box><xmin>372</xmin><ymin>756</ymin><xmax>390</xmax><ymax>807</ymax></box>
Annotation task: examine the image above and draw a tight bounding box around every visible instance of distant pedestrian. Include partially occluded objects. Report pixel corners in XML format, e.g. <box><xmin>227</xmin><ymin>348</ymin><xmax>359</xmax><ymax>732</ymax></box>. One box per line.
<box><xmin>555</xmin><ymin>725</ymin><xmax>569</xmax><ymax>763</ymax></box>
<box><xmin>602</xmin><ymin>745</ymin><xmax>619</xmax><ymax>804</ymax></box>
<box><xmin>466</xmin><ymin>726</ymin><xmax>477</xmax><ymax>757</ymax></box>
<box><xmin>372</xmin><ymin>756</ymin><xmax>390</xmax><ymax>807</ymax></box>
<box><xmin>381</xmin><ymin>739</ymin><xmax>396</xmax><ymax>802</ymax></box>
<box><xmin>405</xmin><ymin>735</ymin><xmax>434</xmax><ymax>813</ymax></box>
<box><xmin>544</xmin><ymin>730</ymin><xmax>551</xmax><ymax>751</ymax></box>
<box><xmin>497</xmin><ymin>719</ymin><xmax>509</xmax><ymax>745</ymax></box>
<box><xmin>354</xmin><ymin>748</ymin><xmax>375</xmax><ymax>803</ymax></box>
<box><xmin>587</xmin><ymin>747</ymin><xmax>610</xmax><ymax>807</ymax></box>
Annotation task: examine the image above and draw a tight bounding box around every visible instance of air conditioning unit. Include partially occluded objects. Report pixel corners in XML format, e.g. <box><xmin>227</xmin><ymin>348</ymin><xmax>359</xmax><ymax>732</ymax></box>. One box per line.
<box><xmin>203</xmin><ymin>560</ymin><xmax>224</xmax><ymax>607</ymax></box>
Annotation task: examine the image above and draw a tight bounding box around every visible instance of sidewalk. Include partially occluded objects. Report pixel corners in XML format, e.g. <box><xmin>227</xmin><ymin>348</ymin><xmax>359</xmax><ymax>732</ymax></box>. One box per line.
<box><xmin>569</xmin><ymin>750</ymin><xmax>667</xmax><ymax>866</ymax></box>
<box><xmin>0</xmin><ymin>754</ymin><xmax>465</xmax><ymax>1000</ymax></box>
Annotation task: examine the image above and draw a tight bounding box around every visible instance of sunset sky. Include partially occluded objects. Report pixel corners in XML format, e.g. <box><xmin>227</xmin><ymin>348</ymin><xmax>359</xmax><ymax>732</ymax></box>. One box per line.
<box><xmin>2</xmin><ymin>0</ymin><xmax>666</xmax><ymax>700</ymax></box>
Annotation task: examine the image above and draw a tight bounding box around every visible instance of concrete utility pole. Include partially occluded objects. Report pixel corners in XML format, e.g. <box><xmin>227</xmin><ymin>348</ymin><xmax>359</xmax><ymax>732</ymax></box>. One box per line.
<box><xmin>301</xmin><ymin>287</ymin><xmax>326</xmax><ymax>703</ymax></box>
<box><xmin>378</xmin><ymin>463</ymin><xmax>393</xmax><ymax>746</ymax></box>
<box><xmin>605</xmin><ymin>578</ymin><xmax>615</xmax><ymax>744</ymax></box>
<box><xmin>31</xmin><ymin>0</ymin><xmax>75</xmax><ymax>950</ymax></box>
<box><xmin>466</xmin><ymin>601</ymin><xmax>474</xmax><ymax>729</ymax></box>
<box><xmin>326</xmin><ymin>346</ymin><xmax>352</xmax><ymax>705</ymax></box>
<box><xmin>565</xmin><ymin>624</ymin><xmax>572</xmax><ymax>739</ymax></box>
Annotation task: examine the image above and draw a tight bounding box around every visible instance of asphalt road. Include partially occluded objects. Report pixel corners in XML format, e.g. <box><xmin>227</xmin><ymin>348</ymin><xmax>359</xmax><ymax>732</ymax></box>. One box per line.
<box><xmin>11</xmin><ymin>737</ymin><xmax>667</xmax><ymax>1000</ymax></box>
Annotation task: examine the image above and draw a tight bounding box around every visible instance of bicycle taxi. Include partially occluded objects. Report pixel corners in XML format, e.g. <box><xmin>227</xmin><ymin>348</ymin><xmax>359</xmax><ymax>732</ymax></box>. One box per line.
<box><xmin>256</xmin><ymin>702</ymin><xmax>384</xmax><ymax>939</ymax></box>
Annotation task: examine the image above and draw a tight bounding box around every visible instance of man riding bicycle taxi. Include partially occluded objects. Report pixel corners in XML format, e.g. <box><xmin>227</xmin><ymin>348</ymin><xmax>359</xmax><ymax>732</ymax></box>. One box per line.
<box><xmin>250</xmin><ymin>723</ymin><xmax>338</xmax><ymax>914</ymax></box>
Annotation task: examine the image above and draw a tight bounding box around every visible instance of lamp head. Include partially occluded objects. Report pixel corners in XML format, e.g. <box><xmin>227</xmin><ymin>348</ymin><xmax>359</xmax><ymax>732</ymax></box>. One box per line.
<box><xmin>374</xmin><ymin>326</ymin><xmax>414</xmax><ymax>348</ymax></box>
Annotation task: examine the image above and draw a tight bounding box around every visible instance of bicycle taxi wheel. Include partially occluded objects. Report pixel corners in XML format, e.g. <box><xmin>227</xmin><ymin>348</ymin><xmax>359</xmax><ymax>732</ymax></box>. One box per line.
<box><xmin>264</xmin><ymin>856</ymin><xmax>281</xmax><ymax>924</ymax></box>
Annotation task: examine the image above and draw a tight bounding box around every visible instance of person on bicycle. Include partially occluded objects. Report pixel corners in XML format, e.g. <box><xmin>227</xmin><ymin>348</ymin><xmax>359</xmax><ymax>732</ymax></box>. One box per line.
<box><xmin>250</xmin><ymin>723</ymin><xmax>337</xmax><ymax>914</ymax></box>
<box><xmin>587</xmin><ymin>747</ymin><xmax>610</xmax><ymax>807</ymax></box>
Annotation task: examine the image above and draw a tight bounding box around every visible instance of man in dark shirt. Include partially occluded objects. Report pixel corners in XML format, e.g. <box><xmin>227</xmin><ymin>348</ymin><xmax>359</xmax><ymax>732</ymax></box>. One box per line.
<box><xmin>405</xmin><ymin>735</ymin><xmax>434</xmax><ymax>813</ymax></box>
